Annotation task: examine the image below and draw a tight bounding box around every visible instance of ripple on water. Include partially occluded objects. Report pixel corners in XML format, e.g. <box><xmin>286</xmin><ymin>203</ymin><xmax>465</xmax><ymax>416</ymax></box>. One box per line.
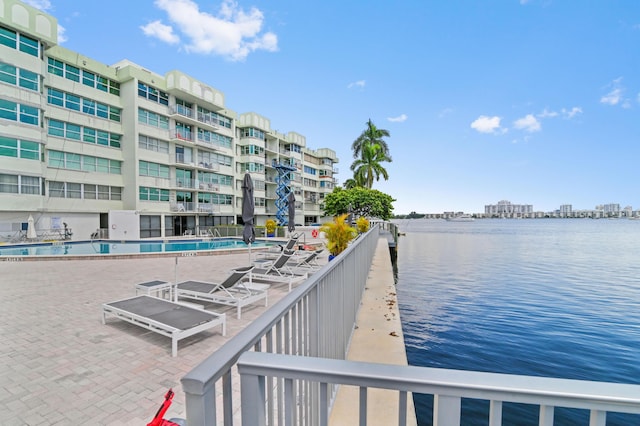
<box><xmin>396</xmin><ymin>219</ymin><xmax>640</xmax><ymax>425</ymax></box>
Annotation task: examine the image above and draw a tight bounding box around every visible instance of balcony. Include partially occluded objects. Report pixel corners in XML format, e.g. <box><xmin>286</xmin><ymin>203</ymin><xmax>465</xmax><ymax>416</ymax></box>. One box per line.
<box><xmin>168</xmin><ymin>105</ymin><xmax>220</xmax><ymax>131</ymax></box>
<box><xmin>197</xmin><ymin>182</ymin><xmax>220</xmax><ymax>192</ymax></box>
<box><xmin>197</xmin><ymin>161</ymin><xmax>220</xmax><ymax>171</ymax></box>
<box><xmin>170</xmin><ymin>129</ymin><xmax>194</xmax><ymax>143</ymax></box>
<box><xmin>169</xmin><ymin>201</ymin><xmax>194</xmax><ymax>212</ymax></box>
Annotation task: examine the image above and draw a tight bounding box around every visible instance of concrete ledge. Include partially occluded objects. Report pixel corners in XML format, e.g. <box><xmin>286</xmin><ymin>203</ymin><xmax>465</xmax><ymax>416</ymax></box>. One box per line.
<box><xmin>329</xmin><ymin>238</ymin><xmax>417</xmax><ymax>425</ymax></box>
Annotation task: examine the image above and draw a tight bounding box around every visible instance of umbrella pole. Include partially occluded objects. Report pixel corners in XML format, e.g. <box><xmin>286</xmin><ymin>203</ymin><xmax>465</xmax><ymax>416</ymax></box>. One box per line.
<box><xmin>174</xmin><ymin>257</ymin><xmax>178</xmax><ymax>302</ymax></box>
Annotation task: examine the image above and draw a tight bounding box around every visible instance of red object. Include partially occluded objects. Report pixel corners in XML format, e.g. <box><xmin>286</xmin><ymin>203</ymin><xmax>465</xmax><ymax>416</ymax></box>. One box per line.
<box><xmin>311</xmin><ymin>229</ymin><xmax>318</xmax><ymax>238</ymax></box>
<box><xmin>147</xmin><ymin>389</ymin><xmax>181</xmax><ymax>426</ymax></box>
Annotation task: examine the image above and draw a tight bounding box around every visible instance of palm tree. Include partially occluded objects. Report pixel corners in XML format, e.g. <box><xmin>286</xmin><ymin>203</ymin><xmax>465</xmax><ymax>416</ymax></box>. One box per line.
<box><xmin>350</xmin><ymin>143</ymin><xmax>390</xmax><ymax>189</ymax></box>
<box><xmin>342</xmin><ymin>178</ymin><xmax>359</xmax><ymax>189</ymax></box>
<box><xmin>351</xmin><ymin>119</ymin><xmax>392</xmax><ymax>161</ymax></box>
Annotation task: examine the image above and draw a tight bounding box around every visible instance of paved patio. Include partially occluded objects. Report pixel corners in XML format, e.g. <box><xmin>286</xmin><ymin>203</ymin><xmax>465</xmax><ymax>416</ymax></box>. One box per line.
<box><xmin>1</xmin><ymin>250</ymin><xmax>309</xmax><ymax>425</ymax></box>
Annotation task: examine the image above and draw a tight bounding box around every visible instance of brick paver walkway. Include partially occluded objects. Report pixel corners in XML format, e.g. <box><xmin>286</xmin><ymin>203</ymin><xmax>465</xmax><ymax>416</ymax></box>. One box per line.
<box><xmin>1</xmin><ymin>251</ymin><xmax>308</xmax><ymax>425</ymax></box>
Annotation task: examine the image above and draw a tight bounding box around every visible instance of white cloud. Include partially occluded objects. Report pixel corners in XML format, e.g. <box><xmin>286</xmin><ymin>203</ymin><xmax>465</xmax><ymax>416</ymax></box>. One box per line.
<box><xmin>470</xmin><ymin>115</ymin><xmax>505</xmax><ymax>134</ymax></box>
<box><xmin>513</xmin><ymin>114</ymin><xmax>541</xmax><ymax>132</ymax></box>
<box><xmin>438</xmin><ymin>107</ymin><xmax>454</xmax><ymax>118</ymax></box>
<box><xmin>600</xmin><ymin>77</ymin><xmax>625</xmax><ymax>106</ymax></box>
<box><xmin>387</xmin><ymin>114</ymin><xmax>407</xmax><ymax>123</ymax></box>
<box><xmin>146</xmin><ymin>0</ymin><xmax>278</xmax><ymax>61</ymax></box>
<box><xmin>561</xmin><ymin>107</ymin><xmax>582</xmax><ymax>119</ymax></box>
<box><xmin>57</xmin><ymin>24</ymin><xmax>67</xmax><ymax>43</ymax></box>
<box><xmin>347</xmin><ymin>80</ymin><xmax>366</xmax><ymax>89</ymax></box>
<box><xmin>21</xmin><ymin>0</ymin><xmax>51</xmax><ymax>9</ymax></box>
<box><xmin>537</xmin><ymin>108</ymin><xmax>558</xmax><ymax>118</ymax></box>
<box><xmin>140</xmin><ymin>20</ymin><xmax>180</xmax><ymax>44</ymax></box>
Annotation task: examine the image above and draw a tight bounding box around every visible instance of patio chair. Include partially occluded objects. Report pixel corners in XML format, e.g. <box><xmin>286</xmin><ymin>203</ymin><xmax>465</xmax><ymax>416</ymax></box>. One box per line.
<box><xmin>251</xmin><ymin>250</ymin><xmax>308</xmax><ymax>291</ymax></box>
<box><xmin>254</xmin><ymin>232</ymin><xmax>302</xmax><ymax>261</ymax></box>
<box><xmin>176</xmin><ymin>266</ymin><xmax>269</xmax><ymax>319</ymax></box>
<box><xmin>287</xmin><ymin>248</ymin><xmax>324</xmax><ymax>272</ymax></box>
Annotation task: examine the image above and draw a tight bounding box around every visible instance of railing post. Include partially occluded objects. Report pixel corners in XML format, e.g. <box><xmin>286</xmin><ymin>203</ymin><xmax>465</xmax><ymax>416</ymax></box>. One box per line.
<box><xmin>539</xmin><ymin>405</ymin><xmax>554</xmax><ymax>426</ymax></box>
<box><xmin>589</xmin><ymin>410</ymin><xmax>606</xmax><ymax>426</ymax></box>
<box><xmin>183</xmin><ymin>383</ymin><xmax>216</xmax><ymax>426</ymax></box>
<box><xmin>240</xmin><ymin>370</ymin><xmax>266</xmax><ymax>426</ymax></box>
<box><xmin>433</xmin><ymin>394</ymin><xmax>461</xmax><ymax>426</ymax></box>
<box><xmin>489</xmin><ymin>400</ymin><xmax>502</xmax><ymax>426</ymax></box>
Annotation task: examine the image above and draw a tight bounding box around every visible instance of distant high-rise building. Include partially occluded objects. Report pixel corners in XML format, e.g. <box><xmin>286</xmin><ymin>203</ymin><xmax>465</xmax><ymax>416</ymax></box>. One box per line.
<box><xmin>559</xmin><ymin>205</ymin><xmax>572</xmax><ymax>216</ymax></box>
<box><xmin>485</xmin><ymin>200</ymin><xmax>533</xmax><ymax>217</ymax></box>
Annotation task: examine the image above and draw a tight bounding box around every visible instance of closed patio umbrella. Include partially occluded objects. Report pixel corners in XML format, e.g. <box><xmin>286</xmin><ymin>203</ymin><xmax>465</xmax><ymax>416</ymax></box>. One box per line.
<box><xmin>287</xmin><ymin>191</ymin><xmax>296</xmax><ymax>234</ymax></box>
<box><xmin>27</xmin><ymin>215</ymin><xmax>37</xmax><ymax>240</ymax></box>
<box><xmin>241</xmin><ymin>173</ymin><xmax>256</xmax><ymax>260</ymax></box>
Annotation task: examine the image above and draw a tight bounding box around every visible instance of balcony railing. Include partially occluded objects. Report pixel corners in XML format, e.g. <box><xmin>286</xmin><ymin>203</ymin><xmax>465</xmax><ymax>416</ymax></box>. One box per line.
<box><xmin>170</xmin><ymin>129</ymin><xmax>194</xmax><ymax>142</ymax></box>
<box><xmin>238</xmin><ymin>353</ymin><xmax>640</xmax><ymax>426</ymax></box>
<box><xmin>181</xmin><ymin>225</ymin><xmax>381</xmax><ymax>425</ymax></box>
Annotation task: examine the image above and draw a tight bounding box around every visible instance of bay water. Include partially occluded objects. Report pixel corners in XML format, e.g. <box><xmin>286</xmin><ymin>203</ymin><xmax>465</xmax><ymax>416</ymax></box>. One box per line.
<box><xmin>395</xmin><ymin>219</ymin><xmax>640</xmax><ymax>425</ymax></box>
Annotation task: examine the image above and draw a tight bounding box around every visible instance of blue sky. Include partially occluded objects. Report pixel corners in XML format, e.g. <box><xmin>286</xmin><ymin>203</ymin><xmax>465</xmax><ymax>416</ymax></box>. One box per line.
<box><xmin>26</xmin><ymin>0</ymin><xmax>640</xmax><ymax>214</ymax></box>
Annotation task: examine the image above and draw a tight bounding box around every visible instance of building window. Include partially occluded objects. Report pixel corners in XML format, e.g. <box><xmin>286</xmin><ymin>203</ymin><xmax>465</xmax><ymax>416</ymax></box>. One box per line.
<box><xmin>48</xmin><ymin>150</ymin><xmax>121</xmax><ymax>174</ymax></box>
<box><xmin>139</xmin><ymin>161</ymin><xmax>170</xmax><ymax>179</ymax></box>
<box><xmin>139</xmin><ymin>134</ymin><xmax>169</xmax><ymax>153</ymax></box>
<box><xmin>197</xmin><ymin>129</ymin><xmax>233</xmax><ymax>149</ymax></box>
<box><xmin>0</xmin><ymin>99</ymin><xmax>39</xmax><ymax>126</ymax></box>
<box><xmin>139</xmin><ymin>186</ymin><xmax>170</xmax><ymax>202</ymax></box>
<box><xmin>0</xmin><ymin>62</ymin><xmax>39</xmax><ymax>91</ymax></box>
<box><xmin>138</xmin><ymin>108</ymin><xmax>169</xmax><ymax>129</ymax></box>
<box><xmin>0</xmin><ymin>26</ymin><xmax>39</xmax><ymax>57</ymax></box>
<box><xmin>47</xmin><ymin>181</ymin><xmax>121</xmax><ymax>200</ymax></box>
<box><xmin>21</xmin><ymin>175</ymin><xmax>41</xmax><ymax>194</ymax></box>
<box><xmin>0</xmin><ymin>173</ymin><xmax>19</xmax><ymax>193</ymax></box>
<box><xmin>19</xmin><ymin>33</ymin><xmax>39</xmax><ymax>56</ymax></box>
<box><xmin>48</xmin><ymin>119</ymin><xmax>122</xmax><ymax>149</ymax></box>
<box><xmin>0</xmin><ymin>26</ymin><xmax>18</xmax><ymax>49</ymax></box>
<box><xmin>138</xmin><ymin>82</ymin><xmax>169</xmax><ymax>105</ymax></box>
<box><xmin>47</xmin><ymin>88</ymin><xmax>120</xmax><ymax>122</ymax></box>
<box><xmin>241</xmin><ymin>127</ymin><xmax>265</xmax><ymax>140</ymax></box>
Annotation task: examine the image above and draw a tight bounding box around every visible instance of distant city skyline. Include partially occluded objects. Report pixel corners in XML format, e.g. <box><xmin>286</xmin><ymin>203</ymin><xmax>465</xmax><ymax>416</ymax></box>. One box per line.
<box><xmin>417</xmin><ymin>200</ymin><xmax>637</xmax><ymax>216</ymax></box>
<box><xmin>23</xmin><ymin>0</ymin><xmax>640</xmax><ymax>215</ymax></box>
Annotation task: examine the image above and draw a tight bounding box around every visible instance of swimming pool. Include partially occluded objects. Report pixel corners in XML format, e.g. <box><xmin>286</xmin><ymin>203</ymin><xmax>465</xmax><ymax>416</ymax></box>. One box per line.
<box><xmin>0</xmin><ymin>238</ymin><xmax>274</xmax><ymax>258</ymax></box>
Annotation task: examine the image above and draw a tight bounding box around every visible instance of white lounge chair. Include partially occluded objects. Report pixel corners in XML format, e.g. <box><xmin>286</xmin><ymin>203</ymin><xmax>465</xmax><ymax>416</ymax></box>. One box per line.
<box><xmin>254</xmin><ymin>233</ymin><xmax>302</xmax><ymax>261</ymax></box>
<box><xmin>175</xmin><ymin>266</ymin><xmax>269</xmax><ymax>319</ymax></box>
<box><xmin>251</xmin><ymin>250</ymin><xmax>308</xmax><ymax>291</ymax></box>
<box><xmin>102</xmin><ymin>295</ymin><xmax>226</xmax><ymax>357</ymax></box>
<box><xmin>287</xmin><ymin>249</ymin><xmax>323</xmax><ymax>272</ymax></box>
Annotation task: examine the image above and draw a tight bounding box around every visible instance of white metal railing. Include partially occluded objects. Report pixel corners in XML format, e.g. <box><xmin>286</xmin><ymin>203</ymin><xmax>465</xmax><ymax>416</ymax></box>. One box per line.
<box><xmin>238</xmin><ymin>352</ymin><xmax>640</xmax><ymax>426</ymax></box>
<box><xmin>180</xmin><ymin>225</ymin><xmax>380</xmax><ymax>425</ymax></box>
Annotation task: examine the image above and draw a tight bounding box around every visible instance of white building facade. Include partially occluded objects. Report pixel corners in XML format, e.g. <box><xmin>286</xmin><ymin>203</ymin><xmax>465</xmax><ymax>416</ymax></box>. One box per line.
<box><xmin>484</xmin><ymin>200</ymin><xmax>533</xmax><ymax>218</ymax></box>
<box><xmin>0</xmin><ymin>0</ymin><xmax>337</xmax><ymax>240</ymax></box>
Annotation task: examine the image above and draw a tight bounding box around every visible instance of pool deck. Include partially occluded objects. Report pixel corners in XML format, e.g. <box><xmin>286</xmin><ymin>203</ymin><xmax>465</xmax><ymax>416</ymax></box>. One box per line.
<box><xmin>0</xmin><ymin>238</ymin><xmax>408</xmax><ymax>425</ymax></box>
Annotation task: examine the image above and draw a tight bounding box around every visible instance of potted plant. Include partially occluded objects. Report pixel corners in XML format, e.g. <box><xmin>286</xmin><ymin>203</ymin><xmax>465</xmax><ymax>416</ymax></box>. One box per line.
<box><xmin>265</xmin><ymin>219</ymin><xmax>277</xmax><ymax>237</ymax></box>
<box><xmin>356</xmin><ymin>216</ymin><xmax>370</xmax><ymax>234</ymax></box>
<box><xmin>320</xmin><ymin>214</ymin><xmax>357</xmax><ymax>260</ymax></box>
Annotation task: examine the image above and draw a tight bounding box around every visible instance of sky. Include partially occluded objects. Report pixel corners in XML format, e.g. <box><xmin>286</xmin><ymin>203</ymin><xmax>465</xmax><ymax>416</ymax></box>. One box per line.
<box><xmin>23</xmin><ymin>0</ymin><xmax>640</xmax><ymax>214</ymax></box>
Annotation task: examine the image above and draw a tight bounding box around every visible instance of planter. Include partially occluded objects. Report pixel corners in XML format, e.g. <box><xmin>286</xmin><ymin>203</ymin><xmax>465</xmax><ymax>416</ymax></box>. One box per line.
<box><xmin>328</xmin><ymin>254</ymin><xmax>336</xmax><ymax>261</ymax></box>
<box><xmin>267</xmin><ymin>232</ymin><xmax>275</xmax><ymax>237</ymax></box>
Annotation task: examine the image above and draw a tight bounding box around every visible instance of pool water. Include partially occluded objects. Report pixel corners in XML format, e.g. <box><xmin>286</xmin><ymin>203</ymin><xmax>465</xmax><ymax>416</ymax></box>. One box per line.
<box><xmin>0</xmin><ymin>238</ymin><xmax>272</xmax><ymax>257</ymax></box>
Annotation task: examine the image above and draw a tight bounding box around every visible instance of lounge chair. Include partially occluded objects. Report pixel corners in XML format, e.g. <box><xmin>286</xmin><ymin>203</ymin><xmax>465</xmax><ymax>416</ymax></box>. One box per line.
<box><xmin>251</xmin><ymin>250</ymin><xmax>308</xmax><ymax>291</ymax></box>
<box><xmin>102</xmin><ymin>295</ymin><xmax>226</xmax><ymax>357</ymax></box>
<box><xmin>254</xmin><ymin>232</ymin><xmax>301</xmax><ymax>261</ymax></box>
<box><xmin>287</xmin><ymin>249</ymin><xmax>323</xmax><ymax>272</ymax></box>
<box><xmin>175</xmin><ymin>266</ymin><xmax>269</xmax><ymax>319</ymax></box>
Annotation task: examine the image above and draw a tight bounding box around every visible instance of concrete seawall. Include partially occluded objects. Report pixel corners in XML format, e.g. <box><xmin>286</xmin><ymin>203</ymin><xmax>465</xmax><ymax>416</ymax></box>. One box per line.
<box><xmin>329</xmin><ymin>238</ymin><xmax>417</xmax><ymax>425</ymax></box>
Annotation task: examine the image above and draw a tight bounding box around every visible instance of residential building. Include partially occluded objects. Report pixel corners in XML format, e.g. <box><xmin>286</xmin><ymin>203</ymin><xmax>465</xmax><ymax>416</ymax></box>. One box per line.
<box><xmin>484</xmin><ymin>200</ymin><xmax>533</xmax><ymax>218</ymax></box>
<box><xmin>0</xmin><ymin>0</ymin><xmax>337</xmax><ymax>240</ymax></box>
